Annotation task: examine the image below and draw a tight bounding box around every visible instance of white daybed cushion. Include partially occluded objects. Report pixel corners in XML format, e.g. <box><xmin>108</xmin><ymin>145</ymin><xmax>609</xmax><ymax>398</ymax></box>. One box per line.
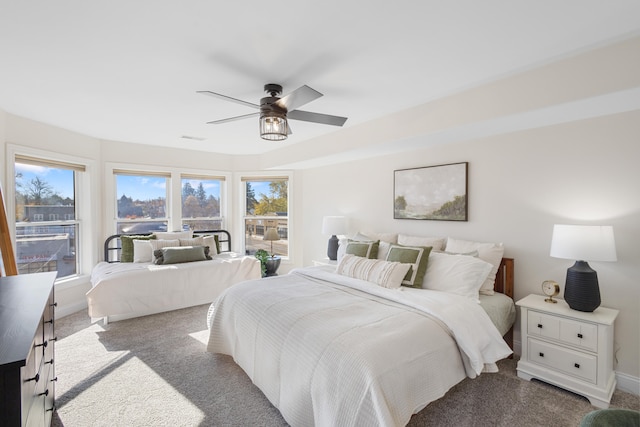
<box><xmin>87</xmin><ymin>253</ymin><xmax>260</xmax><ymax>320</ymax></box>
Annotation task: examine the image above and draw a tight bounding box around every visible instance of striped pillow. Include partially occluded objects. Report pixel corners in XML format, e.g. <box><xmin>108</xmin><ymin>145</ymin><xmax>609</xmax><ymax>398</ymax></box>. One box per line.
<box><xmin>336</xmin><ymin>254</ymin><xmax>412</xmax><ymax>289</ymax></box>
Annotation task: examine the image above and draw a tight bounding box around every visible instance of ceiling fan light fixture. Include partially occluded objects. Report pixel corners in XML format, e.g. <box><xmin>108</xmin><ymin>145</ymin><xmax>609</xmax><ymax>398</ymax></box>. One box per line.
<box><xmin>260</xmin><ymin>111</ymin><xmax>288</xmax><ymax>141</ymax></box>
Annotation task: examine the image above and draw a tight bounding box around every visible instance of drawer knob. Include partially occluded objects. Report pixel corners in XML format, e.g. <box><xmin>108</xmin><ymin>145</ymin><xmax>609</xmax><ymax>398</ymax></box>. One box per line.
<box><xmin>537</xmin><ymin>324</ymin><xmax>543</xmax><ymax>329</ymax></box>
<box><xmin>577</xmin><ymin>333</ymin><xmax>583</xmax><ymax>339</ymax></box>
<box><xmin>45</xmin><ymin>358</ymin><xmax>54</xmax><ymax>365</ymax></box>
<box><xmin>35</xmin><ymin>340</ymin><xmax>48</xmax><ymax>348</ymax></box>
<box><xmin>44</xmin><ymin>319</ymin><xmax>53</xmax><ymax>324</ymax></box>
<box><xmin>38</xmin><ymin>389</ymin><xmax>49</xmax><ymax>397</ymax></box>
<box><xmin>50</xmin><ymin>336</ymin><xmax>58</xmax><ymax>342</ymax></box>
<box><xmin>50</xmin><ymin>302</ymin><xmax>58</xmax><ymax>308</ymax></box>
<box><xmin>51</xmin><ymin>377</ymin><xmax>58</xmax><ymax>382</ymax></box>
<box><xmin>574</xmin><ymin>363</ymin><xmax>580</xmax><ymax>369</ymax></box>
<box><xmin>539</xmin><ymin>352</ymin><xmax>545</xmax><ymax>358</ymax></box>
<box><xmin>26</xmin><ymin>373</ymin><xmax>40</xmax><ymax>383</ymax></box>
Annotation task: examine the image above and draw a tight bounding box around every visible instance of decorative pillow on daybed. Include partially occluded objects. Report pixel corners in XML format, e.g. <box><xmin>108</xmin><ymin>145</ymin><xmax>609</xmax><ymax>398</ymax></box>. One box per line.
<box><xmin>153</xmin><ymin>230</ymin><xmax>192</xmax><ymax>240</ymax></box>
<box><xmin>120</xmin><ymin>235</ymin><xmax>156</xmax><ymax>263</ymax></box>
<box><xmin>444</xmin><ymin>238</ymin><xmax>504</xmax><ymax>295</ymax></box>
<box><xmin>422</xmin><ymin>252</ymin><xmax>493</xmax><ymax>302</ymax></box>
<box><xmin>153</xmin><ymin>245</ymin><xmax>212</xmax><ymax>265</ymax></box>
<box><xmin>336</xmin><ymin>254</ymin><xmax>412</xmax><ymax>289</ymax></box>
<box><xmin>385</xmin><ymin>244</ymin><xmax>432</xmax><ymax>288</ymax></box>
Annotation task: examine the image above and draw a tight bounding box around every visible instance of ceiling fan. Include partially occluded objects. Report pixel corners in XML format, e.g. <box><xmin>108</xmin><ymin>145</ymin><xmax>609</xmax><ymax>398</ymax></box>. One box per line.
<box><xmin>197</xmin><ymin>84</ymin><xmax>348</xmax><ymax>141</ymax></box>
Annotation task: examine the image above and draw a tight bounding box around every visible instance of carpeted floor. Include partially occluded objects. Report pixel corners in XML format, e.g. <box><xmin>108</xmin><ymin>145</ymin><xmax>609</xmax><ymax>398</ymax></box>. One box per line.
<box><xmin>52</xmin><ymin>304</ymin><xmax>639</xmax><ymax>427</ymax></box>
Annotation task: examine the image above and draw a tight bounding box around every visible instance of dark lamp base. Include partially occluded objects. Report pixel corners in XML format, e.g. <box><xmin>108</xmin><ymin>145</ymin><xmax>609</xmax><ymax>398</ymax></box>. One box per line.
<box><xmin>564</xmin><ymin>261</ymin><xmax>601</xmax><ymax>312</ymax></box>
<box><xmin>327</xmin><ymin>235</ymin><xmax>339</xmax><ymax>261</ymax></box>
<box><xmin>265</xmin><ymin>257</ymin><xmax>281</xmax><ymax>277</ymax></box>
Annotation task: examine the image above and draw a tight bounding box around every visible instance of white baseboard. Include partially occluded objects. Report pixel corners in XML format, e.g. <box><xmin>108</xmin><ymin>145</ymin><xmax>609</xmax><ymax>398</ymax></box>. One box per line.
<box><xmin>55</xmin><ymin>300</ymin><xmax>87</xmax><ymax>319</ymax></box>
<box><xmin>513</xmin><ymin>338</ymin><xmax>639</xmax><ymax>396</ymax></box>
<box><xmin>616</xmin><ymin>371</ymin><xmax>640</xmax><ymax>396</ymax></box>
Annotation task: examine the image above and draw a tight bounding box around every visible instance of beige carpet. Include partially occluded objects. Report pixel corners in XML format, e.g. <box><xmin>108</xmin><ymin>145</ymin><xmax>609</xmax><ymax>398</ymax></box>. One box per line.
<box><xmin>52</xmin><ymin>304</ymin><xmax>639</xmax><ymax>427</ymax></box>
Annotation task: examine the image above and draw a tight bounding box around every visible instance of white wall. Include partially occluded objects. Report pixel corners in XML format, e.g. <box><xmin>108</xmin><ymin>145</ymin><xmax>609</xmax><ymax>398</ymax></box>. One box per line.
<box><xmin>300</xmin><ymin>110</ymin><xmax>640</xmax><ymax>386</ymax></box>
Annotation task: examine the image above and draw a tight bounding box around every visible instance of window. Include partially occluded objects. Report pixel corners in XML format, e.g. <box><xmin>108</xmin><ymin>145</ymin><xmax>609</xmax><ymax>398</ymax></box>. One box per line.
<box><xmin>243</xmin><ymin>177</ymin><xmax>289</xmax><ymax>257</ymax></box>
<box><xmin>115</xmin><ymin>171</ymin><xmax>169</xmax><ymax>234</ymax></box>
<box><xmin>14</xmin><ymin>156</ymin><xmax>83</xmax><ymax>278</ymax></box>
<box><xmin>181</xmin><ymin>175</ymin><xmax>224</xmax><ymax>231</ymax></box>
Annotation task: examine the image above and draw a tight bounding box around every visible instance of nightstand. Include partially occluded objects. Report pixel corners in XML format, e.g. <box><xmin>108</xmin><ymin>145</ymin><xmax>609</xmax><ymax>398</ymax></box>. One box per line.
<box><xmin>312</xmin><ymin>259</ymin><xmax>337</xmax><ymax>267</ymax></box>
<box><xmin>516</xmin><ymin>294</ymin><xmax>618</xmax><ymax>408</ymax></box>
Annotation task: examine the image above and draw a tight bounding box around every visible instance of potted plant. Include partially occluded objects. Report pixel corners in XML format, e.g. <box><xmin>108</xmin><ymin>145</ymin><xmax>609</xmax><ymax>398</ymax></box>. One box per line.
<box><xmin>254</xmin><ymin>249</ymin><xmax>269</xmax><ymax>277</ymax></box>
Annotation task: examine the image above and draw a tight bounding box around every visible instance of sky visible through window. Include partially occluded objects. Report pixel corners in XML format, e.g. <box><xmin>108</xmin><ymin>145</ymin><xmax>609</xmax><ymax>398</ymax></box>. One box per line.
<box><xmin>15</xmin><ymin>163</ymin><xmax>74</xmax><ymax>199</ymax></box>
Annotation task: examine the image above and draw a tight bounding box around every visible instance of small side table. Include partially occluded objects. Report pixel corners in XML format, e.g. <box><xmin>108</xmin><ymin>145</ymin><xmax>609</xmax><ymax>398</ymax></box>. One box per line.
<box><xmin>516</xmin><ymin>294</ymin><xmax>618</xmax><ymax>408</ymax></box>
<box><xmin>312</xmin><ymin>259</ymin><xmax>337</xmax><ymax>267</ymax></box>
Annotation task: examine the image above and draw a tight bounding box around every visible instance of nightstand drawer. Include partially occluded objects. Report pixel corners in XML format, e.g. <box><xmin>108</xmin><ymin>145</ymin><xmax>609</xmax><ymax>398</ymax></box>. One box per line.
<box><xmin>528</xmin><ymin>338</ymin><xmax>597</xmax><ymax>383</ymax></box>
<box><xmin>559</xmin><ymin>318</ymin><xmax>597</xmax><ymax>352</ymax></box>
<box><xmin>527</xmin><ymin>311</ymin><xmax>560</xmax><ymax>340</ymax></box>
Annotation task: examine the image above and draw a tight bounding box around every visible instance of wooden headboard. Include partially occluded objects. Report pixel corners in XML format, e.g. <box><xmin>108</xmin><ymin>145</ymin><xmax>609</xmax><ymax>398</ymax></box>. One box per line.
<box><xmin>495</xmin><ymin>257</ymin><xmax>514</xmax><ymax>299</ymax></box>
<box><xmin>495</xmin><ymin>257</ymin><xmax>515</xmax><ymax>351</ymax></box>
<box><xmin>103</xmin><ymin>229</ymin><xmax>232</xmax><ymax>263</ymax></box>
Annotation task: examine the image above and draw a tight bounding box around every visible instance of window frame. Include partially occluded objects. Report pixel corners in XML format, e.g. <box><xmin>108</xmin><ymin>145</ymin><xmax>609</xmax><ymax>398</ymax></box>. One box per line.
<box><xmin>6</xmin><ymin>144</ymin><xmax>97</xmax><ymax>286</ymax></box>
<box><xmin>237</xmin><ymin>171</ymin><xmax>293</xmax><ymax>261</ymax></box>
<box><xmin>106</xmin><ymin>163</ymin><xmax>230</xmax><ymax>239</ymax></box>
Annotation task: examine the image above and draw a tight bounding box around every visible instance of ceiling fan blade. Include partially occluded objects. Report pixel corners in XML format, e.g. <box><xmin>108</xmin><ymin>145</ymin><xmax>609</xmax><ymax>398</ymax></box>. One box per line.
<box><xmin>276</xmin><ymin>85</ymin><xmax>323</xmax><ymax>111</ymax></box>
<box><xmin>207</xmin><ymin>112</ymin><xmax>259</xmax><ymax>124</ymax></box>
<box><xmin>287</xmin><ymin>110</ymin><xmax>348</xmax><ymax>127</ymax></box>
<box><xmin>197</xmin><ymin>90</ymin><xmax>259</xmax><ymax>109</ymax></box>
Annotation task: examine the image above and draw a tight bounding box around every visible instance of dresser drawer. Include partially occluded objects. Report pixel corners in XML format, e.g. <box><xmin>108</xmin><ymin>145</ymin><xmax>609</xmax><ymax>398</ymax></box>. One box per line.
<box><xmin>528</xmin><ymin>338</ymin><xmax>597</xmax><ymax>383</ymax></box>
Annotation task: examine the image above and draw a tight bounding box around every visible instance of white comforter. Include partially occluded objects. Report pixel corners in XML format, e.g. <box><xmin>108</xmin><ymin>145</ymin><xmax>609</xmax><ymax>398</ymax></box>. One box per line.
<box><xmin>207</xmin><ymin>266</ymin><xmax>512</xmax><ymax>427</ymax></box>
<box><xmin>87</xmin><ymin>253</ymin><xmax>260</xmax><ymax>321</ymax></box>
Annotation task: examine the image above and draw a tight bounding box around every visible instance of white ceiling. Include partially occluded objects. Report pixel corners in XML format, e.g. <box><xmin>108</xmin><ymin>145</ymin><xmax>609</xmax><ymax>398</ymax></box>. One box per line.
<box><xmin>1</xmin><ymin>1</ymin><xmax>640</xmax><ymax>157</ymax></box>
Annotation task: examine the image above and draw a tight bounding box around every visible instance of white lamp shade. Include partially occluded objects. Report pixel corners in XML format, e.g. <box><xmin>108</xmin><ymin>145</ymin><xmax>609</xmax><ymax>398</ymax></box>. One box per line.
<box><xmin>263</xmin><ymin>228</ymin><xmax>280</xmax><ymax>241</ymax></box>
<box><xmin>322</xmin><ymin>216</ymin><xmax>347</xmax><ymax>236</ymax></box>
<box><xmin>550</xmin><ymin>224</ymin><xmax>617</xmax><ymax>262</ymax></box>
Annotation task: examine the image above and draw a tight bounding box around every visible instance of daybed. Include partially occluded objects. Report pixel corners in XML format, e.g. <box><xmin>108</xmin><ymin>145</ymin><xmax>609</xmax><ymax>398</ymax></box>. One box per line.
<box><xmin>207</xmin><ymin>234</ymin><xmax>515</xmax><ymax>426</ymax></box>
<box><xmin>87</xmin><ymin>230</ymin><xmax>261</xmax><ymax>323</ymax></box>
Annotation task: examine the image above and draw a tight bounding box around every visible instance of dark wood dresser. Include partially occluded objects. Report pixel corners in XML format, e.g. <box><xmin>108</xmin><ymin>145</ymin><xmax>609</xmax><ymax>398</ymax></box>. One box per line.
<box><xmin>0</xmin><ymin>272</ymin><xmax>57</xmax><ymax>427</ymax></box>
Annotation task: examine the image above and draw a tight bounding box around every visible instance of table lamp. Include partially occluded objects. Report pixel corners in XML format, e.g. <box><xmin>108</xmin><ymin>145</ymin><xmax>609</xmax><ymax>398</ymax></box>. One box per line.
<box><xmin>263</xmin><ymin>227</ymin><xmax>280</xmax><ymax>258</ymax></box>
<box><xmin>550</xmin><ymin>224</ymin><xmax>617</xmax><ymax>312</ymax></box>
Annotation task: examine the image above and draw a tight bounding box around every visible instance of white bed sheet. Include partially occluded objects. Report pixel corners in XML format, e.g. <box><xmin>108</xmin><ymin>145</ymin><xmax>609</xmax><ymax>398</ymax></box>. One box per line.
<box><xmin>87</xmin><ymin>252</ymin><xmax>260</xmax><ymax>321</ymax></box>
<box><xmin>207</xmin><ymin>266</ymin><xmax>512</xmax><ymax>427</ymax></box>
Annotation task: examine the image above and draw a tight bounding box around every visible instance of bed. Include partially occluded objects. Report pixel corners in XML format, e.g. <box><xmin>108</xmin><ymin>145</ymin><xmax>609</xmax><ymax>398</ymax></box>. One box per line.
<box><xmin>207</xmin><ymin>239</ymin><xmax>515</xmax><ymax>427</ymax></box>
<box><xmin>87</xmin><ymin>230</ymin><xmax>261</xmax><ymax>323</ymax></box>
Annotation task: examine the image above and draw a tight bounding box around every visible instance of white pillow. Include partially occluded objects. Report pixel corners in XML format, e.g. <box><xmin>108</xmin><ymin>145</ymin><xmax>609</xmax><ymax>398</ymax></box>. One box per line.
<box><xmin>179</xmin><ymin>236</ymin><xmax>204</xmax><ymax>247</ymax></box>
<box><xmin>150</xmin><ymin>239</ymin><xmax>180</xmax><ymax>251</ymax></box>
<box><xmin>422</xmin><ymin>252</ymin><xmax>493</xmax><ymax>302</ymax></box>
<box><xmin>444</xmin><ymin>238</ymin><xmax>504</xmax><ymax>295</ymax></box>
<box><xmin>132</xmin><ymin>239</ymin><xmax>153</xmax><ymax>263</ymax></box>
<box><xmin>336</xmin><ymin>254</ymin><xmax>411</xmax><ymax>289</ymax></box>
<box><xmin>153</xmin><ymin>231</ymin><xmax>192</xmax><ymax>240</ymax></box>
<box><xmin>202</xmin><ymin>235</ymin><xmax>219</xmax><ymax>255</ymax></box>
<box><xmin>398</xmin><ymin>234</ymin><xmax>446</xmax><ymax>251</ymax></box>
<box><xmin>359</xmin><ymin>231</ymin><xmax>398</xmax><ymax>244</ymax></box>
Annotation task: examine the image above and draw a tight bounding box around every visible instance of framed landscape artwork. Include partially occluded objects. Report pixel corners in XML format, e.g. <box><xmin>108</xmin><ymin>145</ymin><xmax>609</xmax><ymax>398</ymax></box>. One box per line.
<box><xmin>394</xmin><ymin>162</ymin><xmax>468</xmax><ymax>221</ymax></box>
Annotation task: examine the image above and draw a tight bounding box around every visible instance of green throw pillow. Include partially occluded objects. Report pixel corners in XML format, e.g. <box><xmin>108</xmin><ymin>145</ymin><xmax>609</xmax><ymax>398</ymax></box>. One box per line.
<box><xmin>345</xmin><ymin>240</ymin><xmax>379</xmax><ymax>259</ymax></box>
<box><xmin>385</xmin><ymin>244</ymin><xmax>432</xmax><ymax>288</ymax></box>
<box><xmin>120</xmin><ymin>235</ymin><xmax>156</xmax><ymax>263</ymax></box>
<box><xmin>154</xmin><ymin>245</ymin><xmax>212</xmax><ymax>265</ymax></box>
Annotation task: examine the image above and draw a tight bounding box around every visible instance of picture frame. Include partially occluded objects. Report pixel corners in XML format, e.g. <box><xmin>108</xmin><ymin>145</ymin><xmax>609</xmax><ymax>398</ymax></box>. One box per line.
<box><xmin>394</xmin><ymin>162</ymin><xmax>468</xmax><ymax>221</ymax></box>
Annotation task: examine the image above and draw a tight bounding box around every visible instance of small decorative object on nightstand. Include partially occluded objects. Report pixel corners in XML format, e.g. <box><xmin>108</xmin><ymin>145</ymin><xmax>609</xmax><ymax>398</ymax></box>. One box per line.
<box><xmin>516</xmin><ymin>294</ymin><xmax>618</xmax><ymax>408</ymax></box>
<box><xmin>263</xmin><ymin>228</ymin><xmax>281</xmax><ymax>276</ymax></box>
<box><xmin>541</xmin><ymin>280</ymin><xmax>560</xmax><ymax>303</ymax></box>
